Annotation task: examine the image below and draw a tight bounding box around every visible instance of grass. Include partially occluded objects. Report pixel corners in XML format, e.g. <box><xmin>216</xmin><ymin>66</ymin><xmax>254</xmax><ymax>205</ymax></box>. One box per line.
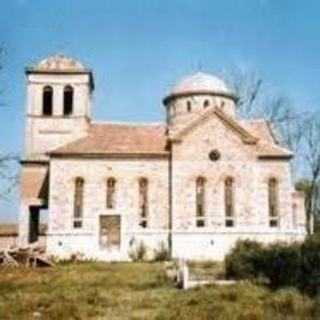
<box><xmin>188</xmin><ymin>260</ymin><xmax>225</xmax><ymax>280</ymax></box>
<box><xmin>0</xmin><ymin>262</ymin><xmax>318</xmax><ymax>319</ymax></box>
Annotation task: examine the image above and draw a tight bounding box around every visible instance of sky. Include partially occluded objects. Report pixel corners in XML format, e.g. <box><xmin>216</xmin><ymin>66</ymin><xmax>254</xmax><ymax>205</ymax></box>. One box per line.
<box><xmin>1</xmin><ymin>0</ymin><xmax>320</xmax><ymax>222</ymax></box>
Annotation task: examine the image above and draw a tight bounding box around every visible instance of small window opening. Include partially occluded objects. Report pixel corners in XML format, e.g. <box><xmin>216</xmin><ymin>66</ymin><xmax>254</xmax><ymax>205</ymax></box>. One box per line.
<box><xmin>225</xmin><ymin>177</ymin><xmax>235</xmax><ymax>227</ymax></box>
<box><xmin>139</xmin><ymin>178</ymin><xmax>148</xmax><ymax>228</ymax></box>
<box><xmin>74</xmin><ymin>177</ymin><xmax>84</xmax><ymax>229</ymax></box>
<box><xmin>187</xmin><ymin>101</ymin><xmax>192</xmax><ymax>112</ymax></box>
<box><xmin>63</xmin><ymin>85</ymin><xmax>73</xmax><ymax>116</ymax></box>
<box><xmin>196</xmin><ymin>177</ymin><xmax>206</xmax><ymax>227</ymax></box>
<box><xmin>268</xmin><ymin>178</ymin><xmax>279</xmax><ymax>228</ymax></box>
<box><xmin>107</xmin><ymin>178</ymin><xmax>116</xmax><ymax>209</ymax></box>
<box><xmin>204</xmin><ymin>100</ymin><xmax>210</xmax><ymax>108</ymax></box>
<box><xmin>43</xmin><ymin>86</ymin><xmax>53</xmax><ymax>116</ymax></box>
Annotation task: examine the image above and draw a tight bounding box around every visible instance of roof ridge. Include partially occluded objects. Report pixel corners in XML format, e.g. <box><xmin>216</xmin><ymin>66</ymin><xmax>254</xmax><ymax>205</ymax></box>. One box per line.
<box><xmin>91</xmin><ymin>121</ymin><xmax>166</xmax><ymax>127</ymax></box>
<box><xmin>170</xmin><ymin>106</ymin><xmax>258</xmax><ymax>144</ymax></box>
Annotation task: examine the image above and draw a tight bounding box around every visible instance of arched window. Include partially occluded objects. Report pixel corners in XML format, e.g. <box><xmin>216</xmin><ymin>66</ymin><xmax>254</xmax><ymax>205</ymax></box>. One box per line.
<box><xmin>106</xmin><ymin>178</ymin><xmax>116</xmax><ymax>209</ymax></box>
<box><xmin>204</xmin><ymin>99</ymin><xmax>210</xmax><ymax>108</ymax></box>
<box><xmin>268</xmin><ymin>178</ymin><xmax>279</xmax><ymax>227</ymax></box>
<box><xmin>225</xmin><ymin>177</ymin><xmax>235</xmax><ymax>227</ymax></box>
<box><xmin>63</xmin><ymin>85</ymin><xmax>73</xmax><ymax>116</ymax></box>
<box><xmin>74</xmin><ymin>177</ymin><xmax>84</xmax><ymax>228</ymax></box>
<box><xmin>139</xmin><ymin>178</ymin><xmax>148</xmax><ymax>228</ymax></box>
<box><xmin>196</xmin><ymin>177</ymin><xmax>206</xmax><ymax>227</ymax></box>
<box><xmin>187</xmin><ymin>100</ymin><xmax>192</xmax><ymax>112</ymax></box>
<box><xmin>43</xmin><ymin>86</ymin><xmax>53</xmax><ymax>116</ymax></box>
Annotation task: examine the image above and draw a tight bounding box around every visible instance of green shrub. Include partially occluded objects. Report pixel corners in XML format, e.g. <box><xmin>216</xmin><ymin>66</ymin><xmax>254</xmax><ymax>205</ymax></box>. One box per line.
<box><xmin>225</xmin><ymin>239</ymin><xmax>265</xmax><ymax>280</ymax></box>
<box><xmin>153</xmin><ymin>241</ymin><xmax>170</xmax><ymax>262</ymax></box>
<box><xmin>263</xmin><ymin>242</ymin><xmax>301</xmax><ymax>289</ymax></box>
<box><xmin>225</xmin><ymin>240</ymin><xmax>301</xmax><ymax>289</ymax></box>
<box><xmin>300</xmin><ymin>233</ymin><xmax>320</xmax><ymax>296</ymax></box>
<box><xmin>128</xmin><ymin>241</ymin><xmax>147</xmax><ymax>262</ymax></box>
<box><xmin>225</xmin><ymin>236</ymin><xmax>320</xmax><ymax>296</ymax></box>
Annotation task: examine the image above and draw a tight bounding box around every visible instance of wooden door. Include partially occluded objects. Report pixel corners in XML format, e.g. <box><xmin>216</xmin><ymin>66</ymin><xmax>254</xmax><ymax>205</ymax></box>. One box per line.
<box><xmin>100</xmin><ymin>215</ymin><xmax>121</xmax><ymax>249</ymax></box>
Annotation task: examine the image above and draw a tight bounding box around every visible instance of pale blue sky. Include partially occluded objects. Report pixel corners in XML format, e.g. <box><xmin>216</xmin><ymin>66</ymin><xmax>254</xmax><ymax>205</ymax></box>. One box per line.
<box><xmin>1</xmin><ymin>0</ymin><xmax>320</xmax><ymax>222</ymax></box>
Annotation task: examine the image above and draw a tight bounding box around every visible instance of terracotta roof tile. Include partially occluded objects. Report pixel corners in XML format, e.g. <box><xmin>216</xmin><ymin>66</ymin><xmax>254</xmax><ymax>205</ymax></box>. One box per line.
<box><xmin>49</xmin><ymin>117</ymin><xmax>292</xmax><ymax>159</ymax></box>
<box><xmin>255</xmin><ymin>142</ymin><xmax>293</xmax><ymax>159</ymax></box>
<box><xmin>240</xmin><ymin>119</ymin><xmax>274</xmax><ymax>143</ymax></box>
<box><xmin>241</xmin><ymin>120</ymin><xmax>292</xmax><ymax>158</ymax></box>
<box><xmin>50</xmin><ymin>122</ymin><xmax>169</xmax><ymax>156</ymax></box>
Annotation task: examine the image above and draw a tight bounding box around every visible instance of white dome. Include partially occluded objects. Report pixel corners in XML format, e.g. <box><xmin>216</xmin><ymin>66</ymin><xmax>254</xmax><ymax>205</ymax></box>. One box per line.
<box><xmin>171</xmin><ymin>72</ymin><xmax>232</xmax><ymax>96</ymax></box>
<box><xmin>34</xmin><ymin>54</ymin><xmax>86</xmax><ymax>72</ymax></box>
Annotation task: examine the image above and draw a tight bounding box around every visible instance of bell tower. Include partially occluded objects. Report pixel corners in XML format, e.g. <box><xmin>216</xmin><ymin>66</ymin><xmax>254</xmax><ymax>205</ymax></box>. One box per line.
<box><xmin>19</xmin><ymin>55</ymin><xmax>94</xmax><ymax>246</ymax></box>
<box><xmin>24</xmin><ymin>54</ymin><xmax>94</xmax><ymax>160</ymax></box>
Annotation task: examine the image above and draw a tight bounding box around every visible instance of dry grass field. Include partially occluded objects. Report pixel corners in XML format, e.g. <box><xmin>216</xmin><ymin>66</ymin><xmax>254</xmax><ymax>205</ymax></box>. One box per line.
<box><xmin>0</xmin><ymin>262</ymin><xmax>318</xmax><ymax>320</ymax></box>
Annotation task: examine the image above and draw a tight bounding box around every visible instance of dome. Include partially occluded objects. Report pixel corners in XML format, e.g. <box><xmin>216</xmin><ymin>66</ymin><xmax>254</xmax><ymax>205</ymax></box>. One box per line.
<box><xmin>31</xmin><ymin>54</ymin><xmax>87</xmax><ymax>72</ymax></box>
<box><xmin>164</xmin><ymin>72</ymin><xmax>235</xmax><ymax>104</ymax></box>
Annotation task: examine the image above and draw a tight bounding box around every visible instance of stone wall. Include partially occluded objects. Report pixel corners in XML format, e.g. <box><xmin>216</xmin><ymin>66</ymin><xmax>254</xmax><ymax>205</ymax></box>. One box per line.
<box><xmin>170</xmin><ymin>111</ymin><xmax>306</xmax><ymax>259</ymax></box>
<box><xmin>25</xmin><ymin>73</ymin><xmax>91</xmax><ymax>160</ymax></box>
<box><xmin>167</xmin><ymin>95</ymin><xmax>235</xmax><ymax>133</ymax></box>
<box><xmin>47</xmin><ymin>157</ymin><xmax>169</xmax><ymax>260</ymax></box>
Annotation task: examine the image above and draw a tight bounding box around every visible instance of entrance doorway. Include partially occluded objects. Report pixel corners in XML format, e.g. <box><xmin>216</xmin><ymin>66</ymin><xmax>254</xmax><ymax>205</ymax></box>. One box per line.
<box><xmin>29</xmin><ymin>206</ymin><xmax>39</xmax><ymax>243</ymax></box>
<box><xmin>28</xmin><ymin>206</ymin><xmax>48</xmax><ymax>244</ymax></box>
<box><xmin>99</xmin><ymin>215</ymin><xmax>121</xmax><ymax>250</ymax></box>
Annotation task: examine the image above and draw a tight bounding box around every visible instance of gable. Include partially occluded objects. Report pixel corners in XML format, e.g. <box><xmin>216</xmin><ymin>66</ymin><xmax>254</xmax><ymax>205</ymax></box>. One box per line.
<box><xmin>169</xmin><ymin>107</ymin><xmax>292</xmax><ymax>161</ymax></box>
<box><xmin>171</xmin><ymin>112</ymin><xmax>257</xmax><ymax>162</ymax></box>
<box><xmin>170</xmin><ymin>107</ymin><xmax>259</xmax><ymax>145</ymax></box>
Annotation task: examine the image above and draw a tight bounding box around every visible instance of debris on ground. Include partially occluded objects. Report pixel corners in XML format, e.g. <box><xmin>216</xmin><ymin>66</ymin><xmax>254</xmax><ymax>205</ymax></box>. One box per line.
<box><xmin>0</xmin><ymin>243</ymin><xmax>54</xmax><ymax>267</ymax></box>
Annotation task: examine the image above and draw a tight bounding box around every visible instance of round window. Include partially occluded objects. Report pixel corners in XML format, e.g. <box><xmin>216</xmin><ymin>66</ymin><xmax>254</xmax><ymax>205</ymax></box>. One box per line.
<box><xmin>209</xmin><ymin>150</ymin><xmax>221</xmax><ymax>161</ymax></box>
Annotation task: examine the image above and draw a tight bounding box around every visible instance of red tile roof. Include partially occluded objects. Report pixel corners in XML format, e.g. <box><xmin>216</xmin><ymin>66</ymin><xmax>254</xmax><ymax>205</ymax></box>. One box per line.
<box><xmin>49</xmin><ymin>117</ymin><xmax>292</xmax><ymax>159</ymax></box>
<box><xmin>50</xmin><ymin>122</ymin><xmax>169</xmax><ymax>156</ymax></box>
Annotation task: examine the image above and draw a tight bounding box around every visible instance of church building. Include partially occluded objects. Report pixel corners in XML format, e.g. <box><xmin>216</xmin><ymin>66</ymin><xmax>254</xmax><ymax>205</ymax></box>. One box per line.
<box><xmin>19</xmin><ymin>55</ymin><xmax>306</xmax><ymax>261</ymax></box>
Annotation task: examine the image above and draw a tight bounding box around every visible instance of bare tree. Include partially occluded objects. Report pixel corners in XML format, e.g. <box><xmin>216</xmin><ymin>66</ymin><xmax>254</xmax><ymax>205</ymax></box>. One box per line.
<box><xmin>224</xmin><ymin>66</ymin><xmax>301</xmax><ymax>124</ymax></box>
<box><xmin>223</xmin><ymin>66</ymin><xmax>263</xmax><ymax>119</ymax></box>
<box><xmin>0</xmin><ymin>154</ymin><xmax>19</xmax><ymax>201</ymax></box>
<box><xmin>299</xmin><ymin>116</ymin><xmax>320</xmax><ymax>233</ymax></box>
<box><xmin>224</xmin><ymin>66</ymin><xmax>305</xmax><ymax>174</ymax></box>
<box><xmin>224</xmin><ymin>66</ymin><xmax>320</xmax><ymax>232</ymax></box>
<box><xmin>0</xmin><ymin>46</ymin><xmax>19</xmax><ymax>200</ymax></box>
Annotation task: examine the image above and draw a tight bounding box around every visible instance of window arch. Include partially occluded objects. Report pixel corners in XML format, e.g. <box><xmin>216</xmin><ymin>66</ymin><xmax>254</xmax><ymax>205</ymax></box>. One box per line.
<box><xmin>268</xmin><ymin>178</ymin><xmax>279</xmax><ymax>227</ymax></box>
<box><xmin>196</xmin><ymin>177</ymin><xmax>206</xmax><ymax>227</ymax></box>
<box><xmin>74</xmin><ymin>177</ymin><xmax>84</xmax><ymax>228</ymax></box>
<box><xmin>63</xmin><ymin>85</ymin><xmax>73</xmax><ymax>116</ymax></box>
<box><xmin>187</xmin><ymin>100</ymin><xmax>192</xmax><ymax>112</ymax></box>
<box><xmin>43</xmin><ymin>86</ymin><xmax>53</xmax><ymax>116</ymax></box>
<box><xmin>225</xmin><ymin>177</ymin><xmax>235</xmax><ymax>227</ymax></box>
<box><xmin>139</xmin><ymin>178</ymin><xmax>148</xmax><ymax>228</ymax></box>
<box><xmin>203</xmin><ymin>99</ymin><xmax>210</xmax><ymax>108</ymax></box>
<box><xmin>106</xmin><ymin>178</ymin><xmax>116</xmax><ymax>209</ymax></box>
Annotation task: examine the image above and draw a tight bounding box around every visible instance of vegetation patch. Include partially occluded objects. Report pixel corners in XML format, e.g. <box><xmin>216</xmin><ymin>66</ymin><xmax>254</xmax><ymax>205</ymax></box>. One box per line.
<box><xmin>225</xmin><ymin>234</ymin><xmax>320</xmax><ymax>296</ymax></box>
<box><xmin>0</xmin><ymin>262</ymin><xmax>318</xmax><ymax>319</ymax></box>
